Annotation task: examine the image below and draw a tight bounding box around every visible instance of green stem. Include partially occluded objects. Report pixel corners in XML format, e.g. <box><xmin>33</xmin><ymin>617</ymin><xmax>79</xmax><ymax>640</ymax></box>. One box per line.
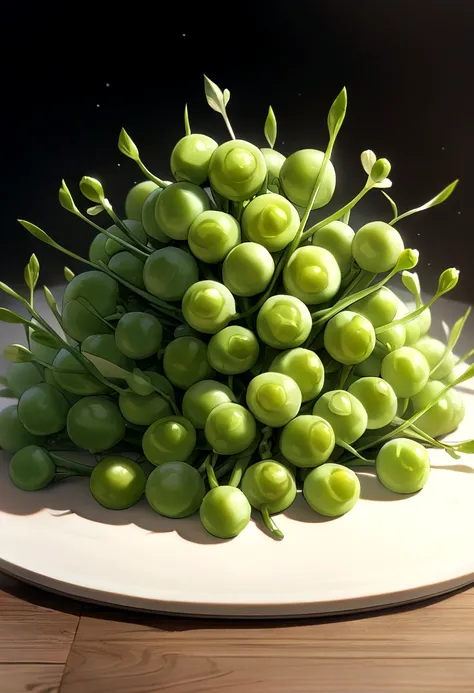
<box><xmin>74</xmin><ymin>211</ymin><xmax>149</xmax><ymax>260</ymax></box>
<box><xmin>300</xmin><ymin>183</ymin><xmax>374</xmax><ymax>244</ymax></box>
<box><xmin>49</xmin><ymin>451</ymin><xmax>94</xmax><ymax>475</ymax></box>
<box><xmin>261</xmin><ymin>505</ymin><xmax>284</xmax><ymax>540</ymax></box>
<box><xmin>136</xmin><ymin>159</ymin><xmax>170</xmax><ymax>188</ymax></box>
<box><xmin>205</xmin><ymin>453</ymin><xmax>219</xmax><ymax>489</ymax></box>
<box><xmin>222</xmin><ymin>110</ymin><xmax>235</xmax><ymax>140</ymax></box>
<box><xmin>455</xmin><ymin>348</ymin><xmax>474</xmax><ymax>367</ymax></box>
<box><xmin>228</xmin><ymin>454</ymin><xmax>252</xmax><ymax>487</ymax></box>
<box><xmin>184</xmin><ymin>104</ymin><xmax>191</xmax><ymax>136</ymax></box>
<box><xmin>101</xmin><ymin>203</ymin><xmax>150</xmax><ymax>253</ymax></box>
<box><xmin>375</xmin><ymin>295</ymin><xmax>438</xmax><ymax>335</ymax></box>
<box><xmin>336</xmin><ymin>438</ymin><xmax>372</xmax><ymax>463</ymax></box>
<box><xmin>338</xmin><ymin>365</ymin><xmax>353</xmax><ymax>389</ymax></box>
<box><xmin>74</xmin><ymin>298</ymin><xmax>116</xmax><ymax>329</ymax></box>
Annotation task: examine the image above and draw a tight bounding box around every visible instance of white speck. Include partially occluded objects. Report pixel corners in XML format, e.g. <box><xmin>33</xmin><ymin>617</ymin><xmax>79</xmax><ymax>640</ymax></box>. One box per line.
<box><xmin>417</xmin><ymin>232</ymin><xmax>420</xmax><ymax>236</ymax></box>
<box><xmin>298</xmin><ymin>93</ymin><xmax>301</xmax><ymax>96</ymax></box>
<box><xmin>282</xmin><ymin>141</ymin><xmax>285</xmax><ymax>145</ymax></box>
<box><xmin>106</xmin><ymin>83</ymin><xmax>110</xmax><ymax>87</ymax></box>
<box><xmin>428</xmin><ymin>262</ymin><xmax>431</xmax><ymax>266</ymax></box>
<box><xmin>458</xmin><ymin>211</ymin><xmax>462</xmax><ymax>215</ymax></box>
<box><xmin>117</xmin><ymin>163</ymin><xmax>121</xmax><ymax>167</ymax></box>
<box><xmin>133</xmin><ymin>181</ymin><xmax>137</xmax><ymax>184</ymax></box>
<box><xmin>441</xmin><ymin>146</ymin><xmax>445</xmax><ymax>151</ymax></box>
<box><xmin>96</xmin><ymin>104</ymin><xmax>100</xmax><ymax>108</ymax></box>
<box><xmin>182</xmin><ymin>33</ymin><xmax>186</xmax><ymax>36</ymax></box>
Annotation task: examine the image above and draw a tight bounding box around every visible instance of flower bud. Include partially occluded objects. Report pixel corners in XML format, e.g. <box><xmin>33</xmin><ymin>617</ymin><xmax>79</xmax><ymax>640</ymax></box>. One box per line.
<box><xmin>79</xmin><ymin>176</ymin><xmax>104</xmax><ymax>203</ymax></box>
<box><xmin>395</xmin><ymin>249</ymin><xmax>419</xmax><ymax>271</ymax></box>
<box><xmin>370</xmin><ymin>158</ymin><xmax>391</xmax><ymax>183</ymax></box>
<box><xmin>59</xmin><ymin>180</ymin><xmax>80</xmax><ymax>214</ymax></box>
<box><xmin>401</xmin><ymin>271</ymin><xmax>421</xmax><ymax>297</ymax></box>
<box><xmin>437</xmin><ymin>268</ymin><xmax>459</xmax><ymax>295</ymax></box>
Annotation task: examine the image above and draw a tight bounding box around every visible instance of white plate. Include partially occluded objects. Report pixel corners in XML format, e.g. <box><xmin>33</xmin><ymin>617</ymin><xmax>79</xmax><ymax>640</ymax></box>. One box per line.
<box><xmin>0</xmin><ymin>293</ymin><xmax>473</xmax><ymax>616</ymax></box>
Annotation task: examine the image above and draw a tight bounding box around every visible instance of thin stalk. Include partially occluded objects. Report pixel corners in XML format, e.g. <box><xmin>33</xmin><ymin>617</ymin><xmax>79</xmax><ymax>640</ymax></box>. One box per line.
<box><xmin>49</xmin><ymin>452</ymin><xmax>94</xmax><ymax>475</ymax></box>
<box><xmin>136</xmin><ymin>159</ymin><xmax>170</xmax><ymax>188</ymax></box>
<box><xmin>455</xmin><ymin>348</ymin><xmax>474</xmax><ymax>367</ymax></box>
<box><xmin>300</xmin><ymin>183</ymin><xmax>374</xmax><ymax>244</ymax></box>
<box><xmin>261</xmin><ymin>505</ymin><xmax>284</xmax><ymax>540</ymax></box>
<box><xmin>205</xmin><ymin>453</ymin><xmax>219</xmax><ymax>489</ymax></box>
<box><xmin>74</xmin><ymin>211</ymin><xmax>150</xmax><ymax>260</ymax></box>
<box><xmin>101</xmin><ymin>203</ymin><xmax>150</xmax><ymax>253</ymax></box>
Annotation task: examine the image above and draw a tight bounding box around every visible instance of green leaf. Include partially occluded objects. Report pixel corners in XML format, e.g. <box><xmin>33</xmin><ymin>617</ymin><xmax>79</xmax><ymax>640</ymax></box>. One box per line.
<box><xmin>0</xmin><ymin>388</ymin><xmax>15</xmax><ymax>398</ymax></box>
<box><xmin>82</xmin><ymin>352</ymin><xmax>130</xmax><ymax>379</ymax></box>
<box><xmin>3</xmin><ymin>344</ymin><xmax>34</xmax><ymax>363</ymax></box>
<box><xmin>401</xmin><ymin>271</ymin><xmax>421</xmax><ymax>298</ymax></box>
<box><xmin>59</xmin><ymin>180</ymin><xmax>80</xmax><ymax>214</ymax></box>
<box><xmin>361</xmin><ymin>150</ymin><xmax>376</xmax><ymax>175</ymax></box>
<box><xmin>455</xmin><ymin>440</ymin><xmax>474</xmax><ymax>454</ymax></box>
<box><xmin>184</xmin><ymin>104</ymin><xmax>191</xmax><ymax>136</ymax></box>
<box><xmin>204</xmin><ymin>75</ymin><xmax>226</xmax><ymax>114</ymax></box>
<box><xmin>118</xmin><ymin>128</ymin><xmax>139</xmax><ymax>161</ymax></box>
<box><xmin>432</xmin><ymin>307</ymin><xmax>471</xmax><ymax>377</ymax></box>
<box><xmin>264</xmin><ymin>106</ymin><xmax>277</xmax><ymax>149</ymax></box>
<box><xmin>64</xmin><ymin>267</ymin><xmax>75</xmax><ymax>282</ymax></box>
<box><xmin>17</xmin><ymin>219</ymin><xmax>60</xmax><ymax>250</ymax></box>
<box><xmin>43</xmin><ymin>286</ymin><xmax>58</xmax><ymax>314</ymax></box>
<box><xmin>126</xmin><ymin>369</ymin><xmax>154</xmax><ymax>396</ymax></box>
<box><xmin>0</xmin><ymin>280</ymin><xmax>24</xmax><ymax>303</ymax></box>
<box><xmin>79</xmin><ymin>176</ymin><xmax>104</xmax><ymax>204</ymax></box>
<box><xmin>86</xmin><ymin>204</ymin><xmax>104</xmax><ymax>216</ymax></box>
<box><xmin>327</xmin><ymin>86</ymin><xmax>347</xmax><ymax>139</ymax></box>
<box><xmin>381</xmin><ymin>191</ymin><xmax>398</xmax><ymax>221</ymax></box>
<box><xmin>0</xmin><ymin>308</ymin><xmax>30</xmax><ymax>326</ymax></box>
<box><xmin>30</xmin><ymin>330</ymin><xmax>61</xmax><ymax>349</ymax></box>
<box><xmin>223</xmin><ymin>88</ymin><xmax>231</xmax><ymax>106</ymax></box>
<box><xmin>391</xmin><ymin>180</ymin><xmax>459</xmax><ymax>225</ymax></box>
<box><xmin>24</xmin><ymin>253</ymin><xmax>40</xmax><ymax>292</ymax></box>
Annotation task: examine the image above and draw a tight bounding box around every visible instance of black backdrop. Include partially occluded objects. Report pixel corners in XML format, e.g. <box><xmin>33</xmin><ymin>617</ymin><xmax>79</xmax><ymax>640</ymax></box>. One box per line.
<box><xmin>1</xmin><ymin>0</ymin><xmax>473</xmax><ymax>300</ymax></box>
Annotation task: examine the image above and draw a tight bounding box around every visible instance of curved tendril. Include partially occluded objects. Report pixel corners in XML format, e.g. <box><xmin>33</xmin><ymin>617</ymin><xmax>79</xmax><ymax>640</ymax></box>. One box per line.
<box><xmin>260</xmin><ymin>505</ymin><xmax>284</xmax><ymax>540</ymax></box>
<box><xmin>48</xmin><ymin>452</ymin><xmax>93</xmax><ymax>475</ymax></box>
<box><xmin>228</xmin><ymin>454</ymin><xmax>252</xmax><ymax>488</ymax></box>
<box><xmin>336</xmin><ymin>438</ymin><xmax>373</xmax><ymax>463</ymax></box>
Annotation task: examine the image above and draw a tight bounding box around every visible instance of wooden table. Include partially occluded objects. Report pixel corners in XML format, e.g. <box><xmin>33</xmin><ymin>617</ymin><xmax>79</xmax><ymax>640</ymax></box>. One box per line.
<box><xmin>2</xmin><ymin>574</ymin><xmax>474</xmax><ymax>693</ymax></box>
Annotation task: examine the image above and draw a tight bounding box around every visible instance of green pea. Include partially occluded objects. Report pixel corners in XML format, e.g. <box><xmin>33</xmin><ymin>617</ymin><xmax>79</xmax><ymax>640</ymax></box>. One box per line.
<box><xmin>352</xmin><ymin>221</ymin><xmax>404</xmax><ymax>273</ymax></box>
<box><xmin>182</xmin><ymin>380</ymin><xmax>236</xmax><ymax>429</ymax></box>
<box><xmin>396</xmin><ymin>303</ymin><xmax>420</xmax><ymax>345</ymax></box>
<box><xmin>119</xmin><ymin>388</ymin><xmax>172</xmax><ymax>426</ymax></box>
<box><xmin>0</xmin><ymin>405</ymin><xmax>46</xmax><ymax>454</ymax></box>
<box><xmin>170</xmin><ymin>134</ymin><xmax>218</xmax><ymax>185</ymax></box>
<box><xmin>280</xmin><ymin>149</ymin><xmax>336</xmax><ymax>209</ymax></box>
<box><xmin>182</xmin><ymin>280</ymin><xmax>236</xmax><ymax>334</ymax></box>
<box><xmin>241</xmin><ymin>193</ymin><xmax>300</xmax><ymax>252</ymax></box>
<box><xmin>242</xmin><ymin>460</ymin><xmax>296</xmax><ymax>513</ymax></box>
<box><xmin>222</xmin><ymin>242</ymin><xmax>275</xmax><ymax>297</ymax></box>
<box><xmin>163</xmin><ymin>337</ymin><xmax>215</xmax><ymax>389</ymax></box>
<box><xmin>188</xmin><ymin>210</ymin><xmax>241</xmax><ymax>263</ymax></box>
<box><xmin>204</xmin><ymin>402</ymin><xmax>257</xmax><ymax>455</ymax></box>
<box><xmin>108</xmin><ymin>251</ymin><xmax>145</xmax><ymax>289</ymax></box>
<box><xmin>30</xmin><ymin>338</ymin><xmax>59</xmax><ymax>366</ymax></box>
<box><xmin>208</xmin><ymin>326</ymin><xmax>260</xmax><ymax>375</ymax></box>
<box><xmin>18</xmin><ymin>383</ymin><xmax>70</xmax><ymax>436</ymax></box>
<box><xmin>324</xmin><ymin>311</ymin><xmax>376</xmax><ymax>365</ymax></box>
<box><xmin>200</xmin><ymin>486</ymin><xmax>251</xmax><ymax>538</ymax></box>
<box><xmin>89</xmin><ymin>233</ymin><xmax>110</xmax><ymax>265</ymax></box>
<box><xmin>312</xmin><ymin>390</ymin><xmax>368</xmax><ymax>444</ymax></box>
<box><xmin>67</xmin><ymin>396</ymin><xmax>126</xmax><ymax>453</ymax></box>
<box><xmin>376</xmin><ymin>438</ymin><xmax>430</xmax><ymax>494</ymax></box>
<box><xmin>257</xmin><ymin>295</ymin><xmax>312</xmax><ymax>349</ymax></box>
<box><xmin>62</xmin><ymin>271</ymin><xmax>118</xmax><ymax>342</ymax></box>
<box><xmin>105</xmin><ymin>220</ymin><xmax>148</xmax><ymax>256</ymax></box>
<box><xmin>377</xmin><ymin>324</ymin><xmax>407</xmax><ymax>351</ymax></box>
<box><xmin>208</xmin><ymin>139</ymin><xmax>267</xmax><ymax>202</ymax></box>
<box><xmin>10</xmin><ymin>445</ymin><xmax>56</xmax><ymax>491</ymax></box>
<box><xmin>412</xmin><ymin>336</ymin><xmax>456</xmax><ymax>380</ymax></box>
<box><xmin>52</xmin><ymin>348</ymin><xmax>109</xmax><ymax>395</ymax></box>
<box><xmin>303</xmin><ymin>463</ymin><xmax>360</xmax><ymax>516</ymax></box>
<box><xmin>312</xmin><ymin>221</ymin><xmax>355</xmax><ymax>276</ymax></box>
<box><xmin>7</xmin><ymin>362</ymin><xmax>44</xmax><ymax>398</ymax></box>
<box><xmin>142</xmin><ymin>415</ymin><xmax>196</xmax><ymax>465</ymax></box>
<box><xmin>143</xmin><ymin>247</ymin><xmax>199</xmax><ymax>301</ymax></box>
<box><xmin>125</xmin><ymin>181</ymin><xmax>159</xmax><ymax>221</ymax></box>
<box><xmin>381</xmin><ymin>347</ymin><xmax>430</xmax><ymax>398</ymax></box>
<box><xmin>146</xmin><ymin>461</ymin><xmax>206</xmax><ymax>518</ymax></box>
<box><xmin>348</xmin><ymin>377</ymin><xmax>398</xmax><ymax>429</ymax></box>
<box><xmin>270</xmin><ymin>348</ymin><xmax>324</xmax><ymax>402</ymax></box>
<box><xmin>144</xmin><ymin>371</ymin><xmax>176</xmax><ymax>401</ymax></box>
<box><xmin>155</xmin><ymin>182</ymin><xmax>211</xmax><ymax>240</ymax></box>
<box><xmin>261</xmin><ymin>148</ymin><xmax>286</xmax><ymax>193</ymax></box>
<box><xmin>352</xmin><ymin>287</ymin><xmax>400</xmax><ymax>328</ymax></box>
<box><xmin>411</xmin><ymin>380</ymin><xmax>465</xmax><ymax>437</ymax></box>
<box><xmin>115</xmin><ymin>312</ymin><xmax>163</xmax><ymax>360</ymax></box>
<box><xmin>81</xmin><ymin>334</ymin><xmax>134</xmax><ymax>378</ymax></box>
<box><xmin>354</xmin><ymin>353</ymin><xmax>382</xmax><ymax>378</ymax></box>
<box><xmin>246</xmin><ymin>372</ymin><xmax>301</xmax><ymax>427</ymax></box>
<box><xmin>280</xmin><ymin>415</ymin><xmax>335</xmax><ymax>467</ymax></box>
<box><xmin>140</xmin><ymin>187</ymin><xmax>169</xmax><ymax>242</ymax></box>
<box><xmin>90</xmin><ymin>456</ymin><xmax>146</xmax><ymax>509</ymax></box>
<box><xmin>283</xmin><ymin>246</ymin><xmax>341</xmax><ymax>305</ymax></box>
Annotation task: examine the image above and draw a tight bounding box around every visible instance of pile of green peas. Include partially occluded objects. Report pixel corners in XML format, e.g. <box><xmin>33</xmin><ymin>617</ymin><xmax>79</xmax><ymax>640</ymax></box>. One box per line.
<box><xmin>0</xmin><ymin>77</ymin><xmax>471</xmax><ymax>542</ymax></box>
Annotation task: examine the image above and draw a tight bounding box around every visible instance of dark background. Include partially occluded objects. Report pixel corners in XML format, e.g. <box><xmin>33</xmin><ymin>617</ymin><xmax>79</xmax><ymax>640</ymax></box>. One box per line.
<box><xmin>1</xmin><ymin>0</ymin><xmax>473</xmax><ymax>300</ymax></box>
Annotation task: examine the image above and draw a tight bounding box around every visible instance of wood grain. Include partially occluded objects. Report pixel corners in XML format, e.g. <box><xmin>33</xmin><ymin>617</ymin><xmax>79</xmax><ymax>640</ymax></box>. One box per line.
<box><xmin>0</xmin><ymin>664</ymin><xmax>63</xmax><ymax>693</ymax></box>
<box><xmin>59</xmin><ymin>588</ymin><xmax>474</xmax><ymax>693</ymax></box>
<box><xmin>0</xmin><ymin>574</ymin><xmax>80</xmax><ymax>665</ymax></box>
